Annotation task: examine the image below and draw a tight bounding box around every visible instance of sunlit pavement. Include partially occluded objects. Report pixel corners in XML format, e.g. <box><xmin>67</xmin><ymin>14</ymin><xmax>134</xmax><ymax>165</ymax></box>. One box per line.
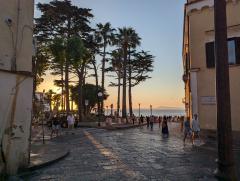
<box><xmin>25</xmin><ymin>123</ymin><xmax>240</xmax><ymax>181</ymax></box>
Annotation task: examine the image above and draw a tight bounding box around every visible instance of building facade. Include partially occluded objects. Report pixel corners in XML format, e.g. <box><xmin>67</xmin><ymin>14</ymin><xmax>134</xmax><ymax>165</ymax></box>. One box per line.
<box><xmin>182</xmin><ymin>0</ymin><xmax>240</xmax><ymax>131</ymax></box>
<box><xmin>0</xmin><ymin>0</ymin><xmax>34</xmax><ymax>174</ymax></box>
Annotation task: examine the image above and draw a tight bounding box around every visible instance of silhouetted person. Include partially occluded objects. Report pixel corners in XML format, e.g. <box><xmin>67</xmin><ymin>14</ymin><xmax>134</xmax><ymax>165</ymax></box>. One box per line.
<box><xmin>150</xmin><ymin>116</ymin><xmax>154</xmax><ymax>130</ymax></box>
<box><xmin>158</xmin><ymin>116</ymin><xmax>162</xmax><ymax>128</ymax></box>
<box><xmin>162</xmin><ymin>118</ymin><xmax>169</xmax><ymax>137</ymax></box>
<box><xmin>140</xmin><ymin>115</ymin><xmax>144</xmax><ymax>125</ymax></box>
<box><xmin>147</xmin><ymin>116</ymin><xmax>150</xmax><ymax>128</ymax></box>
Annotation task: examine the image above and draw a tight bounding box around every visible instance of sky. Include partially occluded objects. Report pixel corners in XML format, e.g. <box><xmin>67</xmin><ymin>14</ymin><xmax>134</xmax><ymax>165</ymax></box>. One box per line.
<box><xmin>36</xmin><ymin>0</ymin><xmax>186</xmax><ymax>109</ymax></box>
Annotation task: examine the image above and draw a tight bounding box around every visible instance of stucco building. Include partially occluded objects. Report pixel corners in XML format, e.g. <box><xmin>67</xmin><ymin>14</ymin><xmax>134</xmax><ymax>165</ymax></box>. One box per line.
<box><xmin>182</xmin><ymin>0</ymin><xmax>240</xmax><ymax>132</ymax></box>
<box><xmin>0</xmin><ymin>0</ymin><xmax>34</xmax><ymax>174</ymax></box>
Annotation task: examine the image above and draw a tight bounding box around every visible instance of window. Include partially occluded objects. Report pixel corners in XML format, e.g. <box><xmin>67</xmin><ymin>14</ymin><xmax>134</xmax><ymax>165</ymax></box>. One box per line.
<box><xmin>205</xmin><ymin>37</ymin><xmax>240</xmax><ymax>68</ymax></box>
<box><xmin>228</xmin><ymin>40</ymin><xmax>236</xmax><ymax>65</ymax></box>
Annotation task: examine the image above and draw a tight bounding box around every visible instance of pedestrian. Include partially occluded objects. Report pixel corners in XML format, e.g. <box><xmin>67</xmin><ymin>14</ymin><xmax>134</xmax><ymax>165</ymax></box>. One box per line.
<box><xmin>158</xmin><ymin>116</ymin><xmax>162</xmax><ymax>128</ymax></box>
<box><xmin>183</xmin><ymin>117</ymin><xmax>193</xmax><ymax>146</ymax></box>
<box><xmin>162</xmin><ymin>118</ymin><xmax>169</xmax><ymax>137</ymax></box>
<box><xmin>192</xmin><ymin>114</ymin><xmax>201</xmax><ymax>144</ymax></box>
<box><xmin>51</xmin><ymin>115</ymin><xmax>60</xmax><ymax>138</ymax></box>
<box><xmin>147</xmin><ymin>116</ymin><xmax>150</xmax><ymax>128</ymax></box>
<box><xmin>180</xmin><ymin>116</ymin><xmax>184</xmax><ymax>132</ymax></box>
<box><xmin>132</xmin><ymin>114</ymin><xmax>135</xmax><ymax>125</ymax></box>
<box><xmin>140</xmin><ymin>115</ymin><xmax>144</xmax><ymax>125</ymax></box>
<box><xmin>150</xmin><ymin>116</ymin><xmax>154</xmax><ymax>130</ymax></box>
<box><xmin>67</xmin><ymin>113</ymin><xmax>75</xmax><ymax>133</ymax></box>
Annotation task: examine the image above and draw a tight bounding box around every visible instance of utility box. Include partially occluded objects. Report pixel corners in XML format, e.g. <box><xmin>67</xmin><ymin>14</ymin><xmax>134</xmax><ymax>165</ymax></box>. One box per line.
<box><xmin>0</xmin><ymin>0</ymin><xmax>34</xmax><ymax>175</ymax></box>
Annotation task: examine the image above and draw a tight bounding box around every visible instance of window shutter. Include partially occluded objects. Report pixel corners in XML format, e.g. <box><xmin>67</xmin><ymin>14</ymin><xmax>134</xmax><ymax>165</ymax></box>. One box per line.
<box><xmin>235</xmin><ymin>37</ymin><xmax>240</xmax><ymax>65</ymax></box>
<box><xmin>205</xmin><ymin>42</ymin><xmax>215</xmax><ymax>68</ymax></box>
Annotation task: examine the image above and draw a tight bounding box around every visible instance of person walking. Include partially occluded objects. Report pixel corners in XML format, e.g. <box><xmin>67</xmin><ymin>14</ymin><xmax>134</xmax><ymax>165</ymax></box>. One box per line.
<box><xmin>140</xmin><ymin>115</ymin><xmax>144</xmax><ymax>125</ymax></box>
<box><xmin>183</xmin><ymin>117</ymin><xmax>193</xmax><ymax>146</ymax></box>
<box><xmin>67</xmin><ymin>113</ymin><xmax>75</xmax><ymax>133</ymax></box>
<box><xmin>158</xmin><ymin>116</ymin><xmax>162</xmax><ymax>128</ymax></box>
<box><xmin>162</xmin><ymin>118</ymin><xmax>169</xmax><ymax>137</ymax></box>
<box><xmin>51</xmin><ymin>115</ymin><xmax>60</xmax><ymax>138</ymax></box>
<box><xmin>150</xmin><ymin>116</ymin><xmax>154</xmax><ymax>130</ymax></box>
<box><xmin>147</xmin><ymin>116</ymin><xmax>150</xmax><ymax>128</ymax></box>
<box><xmin>192</xmin><ymin>114</ymin><xmax>201</xmax><ymax>144</ymax></box>
<box><xmin>132</xmin><ymin>114</ymin><xmax>135</xmax><ymax>125</ymax></box>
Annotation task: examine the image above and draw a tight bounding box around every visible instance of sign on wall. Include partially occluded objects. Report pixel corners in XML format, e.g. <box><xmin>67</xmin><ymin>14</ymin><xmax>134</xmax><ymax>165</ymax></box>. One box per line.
<box><xmin>201</xmin><ymin>96</ymin><xmax>216</xmax><ymax>105</ymax></box>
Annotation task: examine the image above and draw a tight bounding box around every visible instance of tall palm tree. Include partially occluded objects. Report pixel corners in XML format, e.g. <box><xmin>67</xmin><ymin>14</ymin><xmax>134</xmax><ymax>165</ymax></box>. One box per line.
<box><xmin>96</xmin><ymin>22</ymin><xmax>115</xmax><ymax>114</ymax></box>
<box><xmin>116</xmin><ymin>27</ymin><xmax>130</xmax><ymax>118</ymax></box>
<box><xmin>109</xmin><ymin>49</ymin><xmax>123</xmax><ymax>117</ymax></box>
<box><xmin>127</xmin><ymin>28</ymin><xmax>141</xmax><ymax>116</ymax></box>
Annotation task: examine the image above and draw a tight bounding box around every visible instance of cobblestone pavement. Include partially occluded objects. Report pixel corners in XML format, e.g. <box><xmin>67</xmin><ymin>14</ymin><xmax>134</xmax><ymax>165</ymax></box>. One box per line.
<box><xmin>24</xmin><ymin>123</ymin><xmax>240</xmax><ymax>181</ymax></box>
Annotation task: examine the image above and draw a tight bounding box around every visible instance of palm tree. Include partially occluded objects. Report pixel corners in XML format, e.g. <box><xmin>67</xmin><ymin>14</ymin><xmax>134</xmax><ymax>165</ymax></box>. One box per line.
<box><xmin>127</xmin><ymin>28</ymin><xmax>141</xmax><ymax>116</ymax></box>
<box><xmin>109</xmin><ymin>49</ymin><xmax>123</xmax><ymax>117</ymax></box>
<box><xmin>96</xmin><ymin>22</ymin><xmax>115</xmax><ymax>114</ymax></box>
<box><xmin>116</xmin><ymin>27</ymin><xmax>130</xmax><ymax>118</ymax></box>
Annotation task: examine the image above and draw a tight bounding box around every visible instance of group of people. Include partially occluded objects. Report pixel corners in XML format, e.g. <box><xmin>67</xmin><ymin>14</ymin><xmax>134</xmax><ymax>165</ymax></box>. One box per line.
<box><xmin>50</xmin><ymin>113</ymin><xmax>76</xmax><ymax>138</ymax></box>
<box><xmin>183</xmin><ymin>114</ymin><xmax>201</xmax><ymax>145</ymax></box>
<box><xmin>144</xmin><ymin>115</ymin><xmax>169</xmax><ymax>136</ymax></box>
<box><xmin>138</xmin><ymin>114</ymin><xmax>201</xmax><ymax>145</ymax></box>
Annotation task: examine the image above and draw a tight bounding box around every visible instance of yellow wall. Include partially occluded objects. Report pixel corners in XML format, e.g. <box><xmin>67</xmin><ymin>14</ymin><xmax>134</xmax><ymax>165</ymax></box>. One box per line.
<box><xmin>187</xmin><ymin>1</ymin><xmax>240</xmax><ymax>131</ymax></box>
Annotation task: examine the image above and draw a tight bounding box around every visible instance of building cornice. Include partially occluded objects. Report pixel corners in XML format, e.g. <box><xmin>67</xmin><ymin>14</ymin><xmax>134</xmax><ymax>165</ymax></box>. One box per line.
<box><xmin>186</xmin><ymin>0</ymin><xmax>238</xmax><ymax>14</ymax></box>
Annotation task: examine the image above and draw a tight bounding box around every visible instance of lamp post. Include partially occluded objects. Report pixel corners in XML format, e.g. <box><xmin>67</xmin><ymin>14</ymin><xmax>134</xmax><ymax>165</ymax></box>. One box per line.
<box><xmin>110</xmin><ymin>104</ymin><xmax>113</xmax><ymax>116</ymax></box>
<box><xmin>138</xmin><ymin>103</ymin><xmax>141</xmax><ymax>117</ymax></box>
<box><xmin>97</xmin><ymin>91</ymin><xmax>103</xmax><ymax>126</ymax></box>
<box><xmin>150</xmin><ymin>105</ymin><xmax>152</xmax><ymax>116</ymax></box>
<box><xmin>214</xmin><ymin>0</ymin><xmax>237</xmax><ymax>179</ymax></box>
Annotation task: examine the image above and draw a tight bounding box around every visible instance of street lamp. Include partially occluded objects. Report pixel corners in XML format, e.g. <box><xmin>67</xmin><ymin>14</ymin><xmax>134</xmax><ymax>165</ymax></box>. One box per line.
<box><xmin>150</xmin><ymin>105</ymin><xmax>152</xmax><ymax>116</ymax></box>
<box><xmin>138</xmin><ymin>103</ymin><xmax>141</xmax><ymax>117</ymax></box>
<box><xmin>110</xmin><ymin>104</ymin><xmax>113</xmax><ymax>116</ymax></box>
<box><xmin>214</xmin><ymin>0</ymin><xmax>237</xmax><ymax>179</ymax></box>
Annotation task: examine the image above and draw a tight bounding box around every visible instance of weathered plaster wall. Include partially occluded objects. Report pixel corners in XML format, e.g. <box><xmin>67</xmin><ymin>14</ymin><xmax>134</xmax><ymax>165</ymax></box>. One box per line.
<box><xmin>0</xmin><ymin>0</ymin><xmax>34</xmax><ymax>175</ymax></box>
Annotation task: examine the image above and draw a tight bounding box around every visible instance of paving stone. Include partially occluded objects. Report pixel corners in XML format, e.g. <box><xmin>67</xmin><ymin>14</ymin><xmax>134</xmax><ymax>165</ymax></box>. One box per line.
<box><xmin>23</xmin><ymin>123</ymin><xmax>240</xmax><ymax>181</ymax></box>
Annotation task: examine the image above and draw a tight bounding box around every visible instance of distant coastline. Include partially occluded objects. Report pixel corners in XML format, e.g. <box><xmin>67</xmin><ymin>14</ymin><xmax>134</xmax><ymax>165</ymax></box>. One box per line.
<box><xmin>106</xmin><ymin>108</ymin><xmax>185</xmax><ymax>116</ymax></box>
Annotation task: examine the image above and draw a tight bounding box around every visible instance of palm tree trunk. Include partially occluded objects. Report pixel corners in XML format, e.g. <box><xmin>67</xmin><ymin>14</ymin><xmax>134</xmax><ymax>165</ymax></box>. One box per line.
<box><xmin>61</xmin><ymin>68</ymin><xmax>64</xmax><ymax>111</ymax></box>
<box><xmin>92</xmin><ymin>59</ymin><xmax>100</xmax><ymax>115</ymax></box>
<box><xmin>122</xmin><ymin>42</ymin><xmax>128</xmax><ymax>118</ymax></box>
<box><xmin>77</xmin><ymin>71</ymin><xmax>82</xmax><ymax>122</ymax></box>
<box><xmin>65</xmin><ymin>57</ymin><xmax>70</xmax><ymax>114</ymax></box>
<box><xmin>77</xmin><ymin>61</ymin><xmax>86</xmax><ymax>122</ymax></box>
<box><xmin>101</xmin><ymin>42</ymin><xmax>106</xmax><ymax>114</ymax></box>
<box><xmin>83</xmin><ymin>69</ymin><xmax>86</xmax><ymax>116</ymax></box>
<box><xmin>128</xmin><ymin>49</ymin><xmax>133</xmax><ymax>117</ymax></box>
<box><xmin>117</xmin><ymin>71</ymin><xmax>121</xmax><ymax>117</ymax></box>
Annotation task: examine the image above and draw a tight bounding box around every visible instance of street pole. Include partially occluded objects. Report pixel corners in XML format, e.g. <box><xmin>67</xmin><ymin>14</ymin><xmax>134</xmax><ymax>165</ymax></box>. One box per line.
<box><xmin>138</xmin><ymin>103</ymin><xmax>141</xmax><ymax>117</ymax></box>
<box><xmin>150</xmin><ymin>105</ymin><xmax>152</xmax><ymax>116</ymax></box>
<box><xmin>214</xmin><ymin>0</ymin><xmax>237</xmax><ymax>180</ymax></box>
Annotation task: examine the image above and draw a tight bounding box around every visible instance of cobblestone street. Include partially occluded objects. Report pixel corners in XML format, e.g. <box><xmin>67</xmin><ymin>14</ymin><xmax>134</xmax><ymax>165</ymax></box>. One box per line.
<box><xmin>24</xmin><ymin>123</ymin><xmax>240</xmax><ymax>181</ymax></box>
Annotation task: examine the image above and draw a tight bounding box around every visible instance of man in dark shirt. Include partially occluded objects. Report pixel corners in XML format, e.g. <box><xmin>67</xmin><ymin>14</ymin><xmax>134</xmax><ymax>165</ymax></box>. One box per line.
<box><xmin>51</xmin><ymin>115</ymin><xmax>60</xmax><ymax>138</ymax></box>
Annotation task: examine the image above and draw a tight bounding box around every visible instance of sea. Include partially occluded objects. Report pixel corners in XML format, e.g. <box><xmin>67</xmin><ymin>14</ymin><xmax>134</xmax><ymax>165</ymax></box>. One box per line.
<box><xmin>106</xmin><ymin>108</ymin><xmax>185</xmax><ymax>117</ymax></box>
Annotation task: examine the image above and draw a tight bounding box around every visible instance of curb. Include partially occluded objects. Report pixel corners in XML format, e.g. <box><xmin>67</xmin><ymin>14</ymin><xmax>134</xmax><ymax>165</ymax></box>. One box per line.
<box><xmin>29</xmin><ymin>150</ymin><xmax>70</xmax><ymax>172</ymax></box>
<box><xmin>18</xmin><ymin>150</ymin><xmax>70</xmax><ymax>177</ymax></box>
